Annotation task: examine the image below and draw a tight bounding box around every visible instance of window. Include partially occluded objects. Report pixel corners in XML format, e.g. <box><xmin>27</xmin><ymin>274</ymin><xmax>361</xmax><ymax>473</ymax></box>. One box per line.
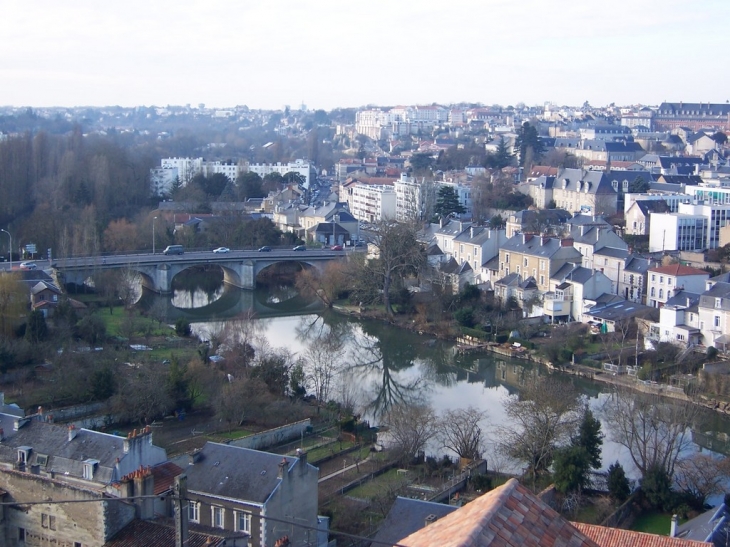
<box><xmin>236</xmin><ymin>511</ymin><xmax>251</xmax><ymax>533</ymax></box>
<box><xmin>524</xmin><ymin>258</ymin><xmax>528</xmax><ymax>267</ymax></box>
<box><xmin>651</xmin><ymin>274</ymin><xmax>656</xmax><ymax>281</ymax></box>
<box><xmin>188</xmin><ymin>501</ymin><xmax>200</xmax><ymax>523</ymax></box>
<box><xmin>540</xmin><ymin>261</ymin><xmax>545</xmax><ymax>271</ymax></box>
<box><xmin>41</xmin><ymin>514</ymin><xmax>56</xmax><ymax>530</ymax></box>
<box><xmin>212</xmin><ymin>506</ymin><xmax>224</xmax><ymax>529</ymax></box>
<box><xmin>651</xmin><ymin>287</ymin><xmax>655</xmax><ymax>297</ymax></box>
<box><xmin>83</xmin><ymin>459</ymin><xmax>99</xmax><ymax>480</ymax></box>
<box><xmin>505</xmin><ymin>254</ymin><xmax>510</xmax><ymax>264</ymax></box>
<box><xmin>516</xmin><ymin>266</ymin><xmax>521</xmax><ymax>275</ymax></box>
<box><xmin>715</xmin><ymin>316</ymin><xmax>721</xmax><ymax>328</ymax></box>
<box><xmin>18</xmin><ymin>528</ymin><xmax>25</xmax><ymax>542</ymax></box>
<box><xmin>660</xmin><ymin>276</ymin><xmax>664</xmax><ymax>283</ymax></box>
<box><xmin>716</xmin><ymin>298</ymin><xmax>722</xmax><ymax>309</ymax></box>
<box><xmin>659</xmin><ymin>289</ymin><xmax>663</xmax><ymax>298</ymax></box>
<box><xmin>667</xmin><ymin>278</ymin><xmax>672</xmax><ymax>286</ymax></box>
<box><xmin>604</xmin><ymin>258</ymin><xmax>608</xmax><ymax>266</ymax></box>
<box><xmin>36</xmin><ymin>454</ymin><xmax>48</xmax><ymax>467</ymax></box>
<box><xmin>540</xmin><ymin>275</ymin><xmax>544</xmax><ymax>285</ymax></box>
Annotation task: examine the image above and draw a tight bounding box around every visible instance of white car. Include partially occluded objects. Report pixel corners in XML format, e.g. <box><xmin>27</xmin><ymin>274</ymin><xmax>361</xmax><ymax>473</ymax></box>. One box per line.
<box><xmin>212</xmin><ymin>247</ymin><xmax>230</xmax><ymax>254</ymax></box>
<box><xmin>19</xmin><ymin>261</ymin><xmax>37</xmax><ymax>270</ymax></box>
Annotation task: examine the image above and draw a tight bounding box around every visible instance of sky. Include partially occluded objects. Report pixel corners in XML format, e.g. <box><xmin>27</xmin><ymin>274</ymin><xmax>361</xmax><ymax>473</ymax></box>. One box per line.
<box><xmin>2</xmin><ymin>0</ymin><xmax>729</xmax><ymax>111</ymax></box>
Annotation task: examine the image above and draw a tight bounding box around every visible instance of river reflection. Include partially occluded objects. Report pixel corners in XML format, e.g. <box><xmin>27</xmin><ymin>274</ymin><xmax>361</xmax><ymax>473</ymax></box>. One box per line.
<box><xmin>139</xmin><ymin>283</ymin><xmax>730</xmax><ymax>478</ymax></box>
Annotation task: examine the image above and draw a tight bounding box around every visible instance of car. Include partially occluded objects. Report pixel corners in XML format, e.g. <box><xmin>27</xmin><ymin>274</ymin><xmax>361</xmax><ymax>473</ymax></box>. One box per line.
<box><xmin>258</xmin><ymin>246</ymin><xmax>272</xmax><ymax>252</ymax></box>
<box><xmin>19</xmin><ymin>261</ymin><xmax>37</xmax><ymax>270</ymax></box>
<box><xmin>212</xmin><ymin>247</ymin><xmax>230</xmax><ymax>254</ymax></box>
<box><xmin>293</xmin><ymin>245</ymin><xmax>307</xmax><ymax>251</ymax></box>
<box><xmin>330</xmin><ymin>245</ymin><xmax>343</xmax><ymax>251</ymax></box>
<box><xmin>354</xmin><ymin>241</ymin><xmax>367</xmax><ymax>247</ymax></box>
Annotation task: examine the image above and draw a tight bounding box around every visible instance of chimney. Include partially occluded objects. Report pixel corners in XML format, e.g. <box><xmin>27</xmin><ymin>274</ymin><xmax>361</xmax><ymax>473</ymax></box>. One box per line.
<box><xmin>541</xmin><ymin>236</ymin><xmax>550</xmax><ymax>246</ymax></box>
<box><xmin>68</xmin><ymin>424</ymin><xmax>78</xmax><ymax>442</ymax></box>
<box><xmin>425</xmin><ymin>514</ymin><xmax>438</xmax><ymax>526</ymax></box>
<box><xmin>134</xmin><ymin>466</ymin><xmax>155</xmax><ymax>520</ymax></box>
<box><xmin>561</xmin><ymin>238</ymin><xmax>574</xmax><ymax>247</ymax></box>
<box><xmin>580</xmin><ymin>225</ymin><xmax>587</xmax><ymax>236</ymax></box>
<box><xmin>174</xmin><ymin>474</ymin><xmax>189</xmax><ymax>547</ymax></box>
<box><xmin>470</xmin><ymin>226</ymin><xmax>475</xmax><ymax>238</ymax></box>
<box><xmin>670</xmin><ymin>514</ymin><xmax>678</xmax><ymax>537</ymax></box>
<box><xmin>189</xmin><ymin>449</ymin><xmax>203</xmax><ymax>465</ymax></box>
<box><xmin>278</xmin><ymin>458</ymin><xmax>288</xmax><ymax>479</ymax></box>
<box><xmin>124</xmin><ymin>425</ymin><xmax>153</xmax><ymax>454</ymax></box>
<box><xmin>296</xmin><ymin>448</ymin><xmax>307</xmax><ymax>464</ymax></box>
<box><xmin>439</xmin><ymin>216</ymin><xmax>444</xmax><ymax>228</ymax></box>
<box><xmin>522</xmin><ymin>233</ymin><xmax>533</xmax><ymax>244</ymax></box>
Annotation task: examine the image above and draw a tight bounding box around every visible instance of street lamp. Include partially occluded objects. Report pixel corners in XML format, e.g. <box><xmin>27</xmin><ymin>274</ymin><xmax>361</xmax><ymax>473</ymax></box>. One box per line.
<box><xmin>0</xmin><ymin>229</ymin><xmax>11</xmax><ymax>270</ymax></box>
<box><xmin>152</xmin><ymin>217</ymin><xmax>158</xmax><ymax>255</ymax></box>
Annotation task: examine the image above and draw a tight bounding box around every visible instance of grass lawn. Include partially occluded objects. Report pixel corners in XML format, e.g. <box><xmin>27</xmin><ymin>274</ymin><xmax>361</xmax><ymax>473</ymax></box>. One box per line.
<box><xmin>307</xmin><ymin>440</ymin><xmax>356</xmax><ymax>462</ymax></box>
<box><xmin>631</xmin><ymin>510</ymin><xmax>673</xmax><ymax>535</ymax></box>
<box><xmin>347</xmin><ymin>468</ymin><xmax>410</xmax><ymax>500</ymax></box>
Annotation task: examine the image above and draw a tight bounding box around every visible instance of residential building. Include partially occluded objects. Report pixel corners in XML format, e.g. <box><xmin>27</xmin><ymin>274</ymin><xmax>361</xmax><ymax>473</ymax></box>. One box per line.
<box><xmin>433</xmin><ymin>219</ymin><xmax>471</xmax><ymax>258</ymax></box>
<box><xmin>245</xmin><ymin>159</ymin><xmax>314</xmax><ymax>189</ymax></box>
<box><xmin>625</xmin><ymin>200</ymin><xmax>670</xmax><ymax>235</ymax></box>
<box><xmin>395</xmin><ymin>173</ymin><xmax>435</xmax><ymax>222</ymax></box>
<box><xmin>653</xmin><ymin>102</ymin><xmax>730</xmax><ymax>132</ymax></box>
<box><xmin>676</xmin><ymin>201</ymin><xmax>730</xmax><ymax>249</ymax></box>
<box><xmin>522</xmin><ymin>168</ymin><xmax>619</xmax><ymax>216</ymax></box>
<box><xmin>505</xmin><ymin>209</ymin><xmax>572</xmax><ymax>238</ymax></box>
<box><xmin>184</xmin><ymin>442</ymin><xmax>319</xmax><ymax>547</ymax></box>
<box><xmin>494</xmin><ymin>274</ymin><xmax>540</xmax><ymax>315</ymax></box>
<box><xmin>498</xmin><ymin>233</ymin><xmax>583</xmax><ymax>293</ymax></box>
<box><xmin>648</xmin><ymin>291</ymin><xmax>702</xmax><ymax>347</ymax></box>
<box><xmin>698</xmin><ymin>280</ymin><xmax>730</xmax><ymax>349</ymax></box>
<box><xmin>544</xmin><ymin>264</ymin><xmax>613</xmax><ymax>323</ymax></box>
<box><xmin>347</xmin><ymin>183</ymin><xmax>396</xmax><ymax>222</ymax></box>
<box><xmin>451</xmin><ymin>226</ymin><xmax>507</xmax><ymax>283</ymax></box>
<box><xmin>620</xmin><ymin>255</ymin><xmax>652</xmax><ymax>303</ymax></box>
<box><xmin>647</xmin><ymin>264</ymin><xmax>709</xmax><ymax>308</ymax></box>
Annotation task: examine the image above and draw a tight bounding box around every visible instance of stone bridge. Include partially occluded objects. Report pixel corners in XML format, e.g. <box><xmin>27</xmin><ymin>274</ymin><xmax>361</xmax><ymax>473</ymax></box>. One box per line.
<box><xmin>53</xmin><ymin>249</ymin><xmax>345</xmax><ymax>294</ymax></box>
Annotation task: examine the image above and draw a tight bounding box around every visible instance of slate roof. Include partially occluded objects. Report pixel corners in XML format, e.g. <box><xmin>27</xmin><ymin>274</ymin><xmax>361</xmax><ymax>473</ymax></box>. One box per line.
<box><xmin>454</xmin><ymin>226</ymin><xmax>502</xmax><ymax>246</ymax></box>
<box><xmin>595</xmin><ymin>247</ymin><xmax>629</xmax><ymax>260</ymax></box>
<box><xmin>103</xmin><ymin>518</ymin><xmax>228</xmax><ymax>547</ymax></box>
<box><xmin>30</xmin><ymin>281</ymin><xmax>61</xmax><ymax>296</ymax></box>
<box><xmin>586</xmin><ymin>301</ymin><xmax>658</xmax><ymax>323</ymax></box>
<box><xmin>573</xmin><ymin>522</ymin><xmax>711</xmax><ymax>547</ymax></box>
<box><xmin>635</xmin><ymin>200</ymin><xmax>670</xmax><ymax>216</ymax></box>
<box><xmin>624</xmin><ymin>256</ymin><xmax>652</xmax><ymax>274</ymax></box>
<box><xmin>397</xmin><ymin>478</ymin><xmax>599</xmax><ymax>547</ymax></box>
<box><xmin>371</xmin><ymin>497</ymin><xmax>457</xmax><ymax>547</ymax></box>
<box><xmin>554</xmin><ymin>168</ymin><xmax>615</xmax><ymax>195</ymax></box>
<box><xmin>184</xmin><ymin>442</ymin><xmax>309</xmax><ymax>504</ymax></box>
<box><xmin>484</xmin><ymin>255</ymin><xmax>500</xmax><ymax>270</ymax></box>
<box><xmin>0</xmin><ymin>420</ymin><xmax>166</xmax><ymax>485</ymax></box>
<box><xmin>551</xmin><ymin>265</ymin><xmax>595</xmax><ymax>285</ymax></box>
<box><xmin>500</xmin><ymin>234</ymin><xmax>582</xmax><ymax>261</ymax></box>
<box><xmin>664</xmin><ymin>291</ymin><xmax>701</xmax><ymax>310</ymax></box>
<box><xmin>566</xmin><ymin>214</ymin><xmax>611</xmax><ymax>228</ymax></box>
<box><xmin>675</xmin><ymin>503</ymin><xmax>729</xmax><ymax>545</ymax></box>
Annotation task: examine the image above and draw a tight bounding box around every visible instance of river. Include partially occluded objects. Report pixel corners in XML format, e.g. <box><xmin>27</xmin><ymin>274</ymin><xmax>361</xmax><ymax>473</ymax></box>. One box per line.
<box><xmin>137</xmin><ymin>272</ymin><xmax>730</xmax><ymax>478</ymax></box>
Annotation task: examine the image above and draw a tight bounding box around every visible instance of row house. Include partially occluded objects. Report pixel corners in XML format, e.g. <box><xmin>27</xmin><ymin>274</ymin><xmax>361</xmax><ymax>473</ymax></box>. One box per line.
<box><xmin>451</xmin><ymin>226</ymin><xmax>507</xmax><ymax>287</ymax></box>
<box><xmin>646</xmin><ymin>263</ymin><xmax>709</xmax><ymax>308</ymax></box>
<box><xmin>543</xmin><ymin>264</ymin><xmax>613</xmax><ymax>323</ymax></box>
<box><xmin>648</xmin><ymin>291</ymin><xmax>703</xmax><ymax>347</ymax></box>
<box><xmin>504</xmin><ymin>208</ymin><xmax>571</xmax><ymax>238</ymax></box>
<box><xmin>521</xmin><ymin>168</ymin><xmax>619</xmax><ymax>215</ymax></box>
<box><xmin>699</xmin><ymin>278</ymin><xmax>730</xmax><ymax>350</ymax></box>
<box><xmin>572</xmin><ymin>140</ymin><xmax>646</xmax><ymax>163</ymax></box>
<box><xmin>620</xmin><ymin>255</ymin><xmax>652</xmax><ymax>303</ymax></box>
<box><xmin>497</xmin><ymin>233</ymin><xmax>583</xmax><ymax>293</ymax></box>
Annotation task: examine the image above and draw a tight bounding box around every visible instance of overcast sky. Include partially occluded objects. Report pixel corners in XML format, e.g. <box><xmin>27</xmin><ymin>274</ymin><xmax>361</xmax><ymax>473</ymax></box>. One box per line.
<box><xmin>2</xmin><ymin>0</ymin><xmax>728</xmax><ymax>110</ymax></box>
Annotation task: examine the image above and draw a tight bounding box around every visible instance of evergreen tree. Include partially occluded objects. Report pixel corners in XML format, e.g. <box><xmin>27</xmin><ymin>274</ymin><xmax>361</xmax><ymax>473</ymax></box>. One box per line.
<box><xmin>515</xmin><ymin>122</ymin><xmax>544</xmax><ymax>167</ymax></box>
<box><xmin>25</xmin><ymin>309</ymin><xmax>48</xmax><ymax>343</ymax></box>
<box><xmin>434</xmin><ymin>186</ymin><xmax>466</xmax><ymax>219</ymax></box>
<box><xmin>607</xmin><ymin>461</ymin><xmax>631</xmax><ymax>502</ymax></box>
<box><xmin>492</xmin><ymin>136</ymin><xmax>514</xmax><ymax>169</ymax></box>
<box><xmin>553</xmin><ymin>445</ymin><xmax>592</xmax><ymax>494</ymax></box>
<box><xmin>575</xmin><ymin>408</ymin><xmax>603</xmax><ymax>470</ymax></box>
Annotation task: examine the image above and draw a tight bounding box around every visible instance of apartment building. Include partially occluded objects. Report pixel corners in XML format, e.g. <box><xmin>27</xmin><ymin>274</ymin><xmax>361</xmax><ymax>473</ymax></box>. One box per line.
<box><xmin>647</xmin><ymin>263</ymin><xmax>709</xmax><ymax>308</ymax></box>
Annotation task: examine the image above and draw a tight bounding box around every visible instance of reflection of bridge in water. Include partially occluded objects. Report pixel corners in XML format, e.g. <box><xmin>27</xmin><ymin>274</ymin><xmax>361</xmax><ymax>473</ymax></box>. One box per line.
<box><xmin>137</xmin><ymin>285</ymin><xmax>324</xmax><ymax>323</ymax></box>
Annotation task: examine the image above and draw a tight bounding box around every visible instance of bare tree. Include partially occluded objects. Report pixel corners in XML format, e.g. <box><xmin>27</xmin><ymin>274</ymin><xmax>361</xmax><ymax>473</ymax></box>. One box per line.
<box><xmin>304</xmin><ymin>333</ymin><xmax>345</xmax><ymax>408</ymax></box>
<box><xmin>382</xmin><ymin>403</ymin><xmax>437</xmax><ymax>465</ymax></box>
<box><xmin>600</xmin><ymin>389</ymin><xmax>699</xmax><ymax>478</ymax></box>
<box><xmin>437</xmin><ymin>407</ymin><xmax>488</xmax><ymax>461</ymax></box>
<box><xmin>497</xmin><ymin>376</ymin><xmax>582</xmax><ymax>482</ymax></box>
<box><xmin>295</xmin><ymin>260</ymin><xmax>348</xmax><ymax>307</ymax></box>
<box><xmin>675</xmin><ymin>452</ymin><xmax>730</xmax><ymax>507</ymax></box>
<box><xmin>364</xmin><ymin>219</ymin><xmax>425</xmax><ymax>316</ymax></box>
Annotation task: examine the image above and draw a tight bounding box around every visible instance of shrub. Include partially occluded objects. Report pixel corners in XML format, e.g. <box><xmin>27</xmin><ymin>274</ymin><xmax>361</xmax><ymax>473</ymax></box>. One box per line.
<box><xmin>454</xmin><ymin>308</ymin><xmax>475</xmax><ymax>328</ymax></box>
<box><xmin>607</xmin><ymin>461</ymin><xmax>631</xmax><ymax>502</ymax></box>
<box><xmin>175</xmin><ymin>318</ymin><xmax>191</xmax><ymax>337</ymax></box>
<box><xmin>495</xmin><ymin>334</ymin><xmax>509</xmax><ymax>344</ymax></box>
<box><xmin>641</xmin><ymin>464</ymin><xmax>674</xmax><ymax>511</ymax></box>
<box><xmin>471</xmin><ymin>473</ymin><xmax>492</xmax><ymax>492</ymax></box>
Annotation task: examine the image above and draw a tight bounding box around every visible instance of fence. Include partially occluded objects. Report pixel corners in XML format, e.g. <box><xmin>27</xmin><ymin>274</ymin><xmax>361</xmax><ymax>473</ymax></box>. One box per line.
<box><xmin>229</xmin><ymin>419</ymin><xmax>311</xmax><ymax>451</ymax></box>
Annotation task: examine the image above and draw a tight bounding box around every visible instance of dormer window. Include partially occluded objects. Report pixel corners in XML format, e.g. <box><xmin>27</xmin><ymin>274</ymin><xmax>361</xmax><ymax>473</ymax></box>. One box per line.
<box><xmin>36</xmin><ymin>454</ymin><xmax>48</xmax><ymax>467</ymax></box>
<box><xmin>83</xmin><ymin>459</ymin><xmax>99</xmax><ymax>480</ymax></box>
<box><xmin>17</xmin><ymin>447</ymin><xmax>31</xmax><ymax>464</ymax></box>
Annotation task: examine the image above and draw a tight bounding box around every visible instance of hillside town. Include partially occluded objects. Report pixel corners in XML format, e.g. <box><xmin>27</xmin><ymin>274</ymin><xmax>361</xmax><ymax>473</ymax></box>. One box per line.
<box><xmin>2</xmin><ymin>99</ymin><xmax>730</xmax><ymax>547</ymax></box>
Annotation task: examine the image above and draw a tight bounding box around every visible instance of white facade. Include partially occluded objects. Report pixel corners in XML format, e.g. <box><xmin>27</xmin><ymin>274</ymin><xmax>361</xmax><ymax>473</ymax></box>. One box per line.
<box><xmin>623</xmin><ymin>193</ymin><xmax>684</xmax><ymax>214</ymax></box>
<box><xmin>649</xmin><ymin>213</ymin><xmax>708</xmax><ymax>252</ymax></box>
<box><xmin>647</xmin><ymin>266</ymin><xmax>709</xmax><ymax>308</ymax></box>
<box><xmin>349</xmin><ymin>184</ymin><xmax>396</xmax><ymax>223</ymax></box>
<box><xmin>245</xmin><ymin>159</ymin><xmax>313</xmax><ymax>188</ymax></box>
<box><xmin>677</xmin><ymin>201</ymin><xmax>730</xmax><ymax>249</ymax></box>
<box><xmin>395</xmin><ymin>174</ymin><xmax>428</xmax><ymax>222</ymax></box>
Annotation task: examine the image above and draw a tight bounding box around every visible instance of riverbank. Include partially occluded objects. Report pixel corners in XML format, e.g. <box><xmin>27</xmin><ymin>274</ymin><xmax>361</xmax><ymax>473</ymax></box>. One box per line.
<box><xmin>331</xmin><ymin>303</ymin><xmax>730</xmax><ymax>416</ymax></box>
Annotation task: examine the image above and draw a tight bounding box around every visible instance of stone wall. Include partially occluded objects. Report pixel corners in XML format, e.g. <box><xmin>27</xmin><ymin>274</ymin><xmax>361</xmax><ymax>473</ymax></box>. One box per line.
<box><xmin>229</xmin><ymin>419</ymin><xmax>311</xmax><ymax>451</ymax></box>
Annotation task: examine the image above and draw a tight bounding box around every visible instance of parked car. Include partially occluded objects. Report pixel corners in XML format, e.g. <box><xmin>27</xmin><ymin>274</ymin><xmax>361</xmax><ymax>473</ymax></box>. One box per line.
<box><xmin>212</xmin><ymin>247</ymin><xmax>230</xmax><ymax>253</ymax></box>
<box><xmin>258</xmin><ymin>246</ymin><xmax>272</xmax><ymax>252</ymax></box>
<box><xmin>19</xmin><ymin>261</ymin><xmax>37</xmax><ymax>270</ymax></box>
<box><xmin>330</xmin><ymin>245</ymin><xmax>343</xmax><ymax>251</ymax></box>
<box><xmin>293</xmin><ymin>245</ymin><xmax>307</xmax><ymax>251</ymax></box>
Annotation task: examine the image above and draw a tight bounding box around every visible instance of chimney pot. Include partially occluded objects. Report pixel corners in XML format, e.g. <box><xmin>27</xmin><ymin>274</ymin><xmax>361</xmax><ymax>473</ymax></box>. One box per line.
<box><xmin>670</xmin><ymin>514</ymin><xmax>678</xmax><ymax>537</ymax></box>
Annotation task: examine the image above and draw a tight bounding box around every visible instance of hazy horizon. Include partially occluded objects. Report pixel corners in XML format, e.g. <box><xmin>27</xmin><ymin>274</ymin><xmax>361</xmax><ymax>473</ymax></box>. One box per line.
<box><xmin>2</xmin><ymin>0</ymin><xmax>729</xmax><ymax>111</ymax></box>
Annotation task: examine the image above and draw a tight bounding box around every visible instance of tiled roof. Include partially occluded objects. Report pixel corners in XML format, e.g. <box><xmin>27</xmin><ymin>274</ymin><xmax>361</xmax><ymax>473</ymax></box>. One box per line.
<box><xmin>397</xmin><ymin>478</ymin><xmax>599</xmax><ymax>547</ymax></box>
<box><xmin>151</xmin><ymin>461</ymin><xmax>183</xmax><ymax>495</ymax></box>
<box><xmin>103</xmin><ymin>518</ymin><xmax>227</xmax><ymax>547</ymax></box>
<box><xmin>572</xmin><ymin>522</ymin><xmax>711</xmax><ymax>547</ymax></box>
<box><xmin>649</xmin><ymin>264</ymin><xmax>708</xmax><ymax>276</ymax></box>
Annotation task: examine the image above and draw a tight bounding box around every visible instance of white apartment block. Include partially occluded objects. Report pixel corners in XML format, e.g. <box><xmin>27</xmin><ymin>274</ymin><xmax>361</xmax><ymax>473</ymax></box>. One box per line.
<box><xmin>349</xmin><ymin>184</ymin><xmax>396</xmax><ymax>223</ymax></box>
<box><xmin>395</xmin><ymin>174</ymin><xmax>427</xmax><ymax>222</ymax></box>
<box><xmin>649</xmin><ymin>212</ymin><xmax>708</xmax><ymax>252</ymax></box>
<box><xmin>436</xmin><ymin>180</ymin><xmax>473</xmax><ymax>217</ymax></box>
<box><xmin>678</xmin><ymin>201</ymin><xmax>730</xmax><ymax>249</ymax></box>
<box><xmin>245</xmin><ymin>159</ymin><xmax>313</xmax><ymax>188</ymax></box>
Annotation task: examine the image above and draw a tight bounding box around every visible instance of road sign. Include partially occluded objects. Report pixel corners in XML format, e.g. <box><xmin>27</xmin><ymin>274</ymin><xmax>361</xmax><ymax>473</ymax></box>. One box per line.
<box><xmin>25</xmin><ymin>244</ymin><xmax>37</xmax><ymax>254</ymax></box>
